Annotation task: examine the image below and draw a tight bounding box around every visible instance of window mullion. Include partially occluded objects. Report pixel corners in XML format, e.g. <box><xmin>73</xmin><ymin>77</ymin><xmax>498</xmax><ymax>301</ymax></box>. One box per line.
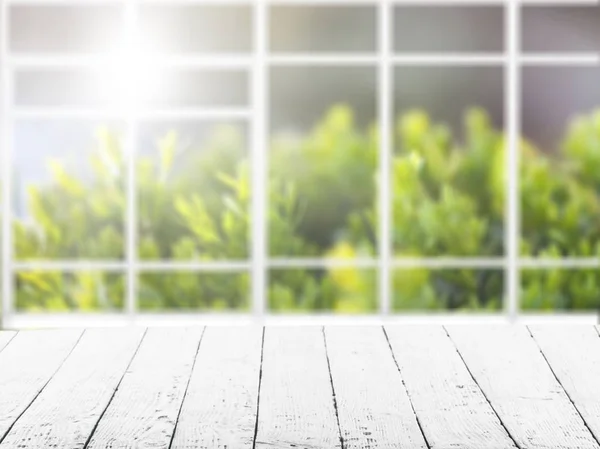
<box><xmin>1</xmin><ymin>0</ymin><xmax>13</xmax><ymax>328</ymax></box>
<box><xmin>252</xmin><ymin>2</ymin><xmax>268</xmax><ymax>319</ymax></box>
<box><xmin>124</xmin><ymin>0</ymin><xmax>138</xmax><ymax>321</ymax></box>
<box><xmin>506</xmin><ymin>0</ymin><xmax>521</xmax><ymax>322</ymax></box>
<box><xmin>378</xmin><ymin>2</ymin><xmax>392</xmax><ymax>316</ymax></box>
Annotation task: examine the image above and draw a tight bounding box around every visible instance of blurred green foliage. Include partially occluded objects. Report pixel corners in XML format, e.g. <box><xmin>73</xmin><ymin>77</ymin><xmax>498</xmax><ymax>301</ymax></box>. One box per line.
<box><xmin>3</xmin><ymin>105</ymin><xmax>600</xmax><ymax>314</ymax></box>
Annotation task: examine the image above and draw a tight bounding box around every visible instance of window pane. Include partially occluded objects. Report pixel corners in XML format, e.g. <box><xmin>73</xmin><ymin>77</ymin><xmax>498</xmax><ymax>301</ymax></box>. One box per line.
<box><xmin>137</xmin><ymin>121</ymin><xmax>249</xmax><ymax>260</ymax></box>
<box><xmin>269</xmin><ymin>268</ymin><xmax>377</xmax><ymax>313</ymax></box>
<box><xmin>393</xmin><ymin>6</ymin><xmax>504</xmax><ymax>53</ymax></box>
<box><xmin>521</xmin><ymin>67</ymin><xmax>600</xmax><ymax>258</ymax></box>
<box><xmin>139</xmin><ymin>5</ymin><xmax>252</xmax><ymax>54</ymax></box>
<box><xmin>521</xmin><ymin>269</ymin><xmax>600</xmax><ymax>311</ymax></box>
<box><xmin>137</xmin><ymin>70</ymin><xmax>249</xmax><ymax>110</ymax></box>
<box><xmin>15</xmin><ymin>70</ymin><xmax>114</xmax><ymax>108</ymax></box>
<box><xmin>393</xmin><ymin>66</ymin><xmax>505</xmax><ymax>257</ymax></box>
<box><xmin>522</xmin><ymin>6</ymin><xmax>600</xmax><ymax>53</ymax></box>
<box><xmin>15</xmin><ymin>69</ymin><xmax>248</xmax><ymax>110</ymax></box>
<box><xmin>269</xmin><ymin>66</ymin><xmax>377</xmax><ymax>258</ymax></box>
<box><xmin>10</xmin><ymin>5</ymin><xmax>124</xmax><ymax>54</ymax></box>
<box><xmin>138</xmin><ymin>271</ymin><xmax>250</xmax><ymax>311</ymax></box>
<box><xmin>15</xmin><ymin>271</ymin><xmax>125</xmax><ymax>312</ymax></box>
<box><xmin>14</xmin><ymin>121</ymin><xmax>125</xmax><ymax>260</ymax></box>
<box><xmin>270</xmin><ymin>5</ymin><xmax>376</xmax><ymax>53</ymax></box>
<box><xmin>393</xmin><ymin>268</ymin><xmax>503</xmax><ymax>312</ymax></box>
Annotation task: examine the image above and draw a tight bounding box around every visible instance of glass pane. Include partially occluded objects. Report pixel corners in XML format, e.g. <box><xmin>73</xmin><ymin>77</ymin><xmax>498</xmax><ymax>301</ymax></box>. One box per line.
<box><xmin>15</xmin><ymin>69</ymin><xmax>248</xmax><ymax>110</ymax></box>
<box><xmin>521</xmin><ymin>67</ymin><xmax>600</xmax><ymax>258</ymax></box>
<box><xmin>522</xmin><ymin>6</ymin><xmax>600</xmax><ymax>53</ymax></box>
<box><xmin>139</xmin><ymin>5</ymin><xmax>252</xmax><ymax>54</ymax></box>
<box><xmin>15</xmin><ymin>70</ymin><xmax>115</xmax><ymax>108</ymax></box>
<box><xmin>393</xmin><ymin>66</ymin><xmax>505</xmax><ymax>257</ymax></box>
<box><xmin>521</xmin><ymin>269</ymin><xmax>600</xmax><ymax>311</ymax></box>
<box><xmin>393</xmin><ymin>6</ymin><xmax>504</xmax><ymax>53</ymax></box>
<box><xmin>15</xmin><ymin>271</ymin><xmax>125</xmax><ymax>312</ymax></box>
<box><xmin>138</xmin><ymin>271</ymin><xmax>250</xmax><ymax>311</ymax></box>
<box><xmin>10</xmin><ymin>5</ymin><xmax>124</xmax><ymax>54</ymax></box>
<box><xmin>137</xmin><ymin>70</ymin><xmax>248</xmax><ymax>110</ymax></box>
<box><xmin>270</xmin><ymin>5</ymin><xmax>376</xmax><ymax>53</ymax></box>
<box><xmin>13</xmin><ymin>121</ymin><xmax>125</xmax><ymax>260</ymax></box>
<box><xmin>269</xmin><ymin>66</ymin><xmax>377</xmax><ymax>258</ymax></box>
<box><xmin>393</xmin><ymin>268</ymin><xmax>503</xmax><ymax>312</ymax></box>
<box><xmin>137</xmin><ymin>121</ymin><xmax>249</xmax><ymax>260</ymax></box>
<box><xmin>269</xmin><ymin>268</ymin><xmax>377</xmax><ymax>313</ymax></box>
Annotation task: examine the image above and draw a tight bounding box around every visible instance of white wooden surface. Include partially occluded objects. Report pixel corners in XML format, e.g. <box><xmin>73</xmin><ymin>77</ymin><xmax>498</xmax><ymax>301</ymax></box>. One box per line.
<box><xmin>1</xmin><ymin>325</ymin><xmax>600</xmax><ymax>448</ymax></box>
<box><xmin>86</xmin><ymin>327</ymin><xmax>203</xmax><ymax>449</ymax></box>
<box><xmin>325</xmin><ymin>326</ymin><xmax>427</xmax><ymax>449</ymax></box>
<box><xmin>0</xmin><ymin>331</ymin><xmax>15</xmax><ymax>353</ymax></box>
<box><xmin>530</xmin><ymin>326</ymin><xmax>600</xmax><ymax>443</ymax></box>
<box><xmin>255</xmin><ymin>326</ymin><xmax>342</xmax><ymax>449</ymax></box>
<box><xmin>447</xmin><ymin>325</ymin><xmax>600</xmax><ymax>449</ymax></box>
<box><xmin>0</xmin><ymin>328</ymin><xmax>145</xmax><ymax>449</ymax></box>
<box><xmin>171</xmin><ymin>326</ymin><xmax>263</xmax><ymax>449</ymax></box>
<box><xmin>385</xmin><ymin>325</ymin><xmax>517</xmax><ymax>449</ymax></box>
<box><xmin>0</xmin><ymin>329</ymin><xmax>82</xmax><ymax>442</ymax></box>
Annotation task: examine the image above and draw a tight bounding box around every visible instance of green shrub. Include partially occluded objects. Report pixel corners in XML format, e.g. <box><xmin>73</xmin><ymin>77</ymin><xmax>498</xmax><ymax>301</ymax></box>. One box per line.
<box><xmin>4</xmin><ymin>105</ymin><xmax>600</xmax><ymax>314</ymax></box>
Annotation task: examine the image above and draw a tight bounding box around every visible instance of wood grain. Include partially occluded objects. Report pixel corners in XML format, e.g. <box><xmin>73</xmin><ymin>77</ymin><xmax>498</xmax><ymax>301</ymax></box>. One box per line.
<box><xmin>0</xmin><ymin>329</ymin><xmax>82</xmax><ymax>442</ymax></box>
<box><xmin>0</xmin><ymin>328</ymin><xmax>145</xmax><ymax>449</ymax></box>
<box><xmin>530</xmin><ymin>325</ymin><xmax>600</xmax><ymax>443</ymax></box>
<box><xmin>171</xmin><ymin>326</ymin><xmax>263</xmax><ymax>449</ymax></box>
<box><xmin>447</xmin><ymin>325</ymin><xmax>600</xmax><ymax>449</ymax></box>
<box><xmin>86</xmin><ymin>327</ymin><xmax>203</xmax><ymax>449</ymax></box>
<box><xmin>255</xmin><ymin>326</ymin><xmax>342</xmax><ymax>449</ymax></box>
<box><xmin>1</xmin><ymin>325</ymin><xmax>599</xmax><ymax>448</ymax></box>
<box><xmin>385</xmin><ymin>325</ymin><xmax>517</xmax><ymax>449</ymax></box>
<box><xmin>325</xmin><ymin>326</ymin><xmax>427</xmax><ymax>449</ymax></box>
<box><xmin>0</xmin><ymin>331</ymin><xmax>16</xmax><ymax>354</ymax></box>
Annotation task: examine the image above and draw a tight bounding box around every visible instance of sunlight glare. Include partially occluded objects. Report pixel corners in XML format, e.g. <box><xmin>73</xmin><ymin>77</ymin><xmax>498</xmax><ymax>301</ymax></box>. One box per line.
<box><xmin>104</xmin><ymin>4</ymin><xmax>155</xmax><ymax>114</ymax></box>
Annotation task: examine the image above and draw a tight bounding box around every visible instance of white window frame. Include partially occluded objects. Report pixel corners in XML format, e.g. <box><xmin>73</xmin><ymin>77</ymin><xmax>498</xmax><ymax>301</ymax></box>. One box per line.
<box><xmin>1</xmin><ymin>0</ymin><xmax>599</xmax><ymax>329</ymax></box>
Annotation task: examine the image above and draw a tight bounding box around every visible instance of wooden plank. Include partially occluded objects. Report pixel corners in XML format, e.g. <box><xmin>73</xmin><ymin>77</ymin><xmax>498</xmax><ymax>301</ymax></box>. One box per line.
<box><xmin>0</xmin><ymin>328</ymin><xmax>145</xmax><ymax>449</ymax></box>
<box><xmin>325</xmin><ymin>326</ymin><xmax>427</xmax><ymax>449</ymax></box>
<box><xmin>385</xmin><ymin>325</ymin><xmax>517</xmax><ymax>449</ymax></box>
<box><xmin>0</xmin><ymin>331</ymin><xmax>16</xmax><ymax>354</ymax></box>
<box><xmin>86</xmin><ymin>327</ymin><xmax>203</xmax><ymax>449</ymax></box>
<box><xmin>447</xmin><ymin>325</ymin><xmax>600</xmax><ymax>449</ymax></box>
<box><xmin>255</xmin><ymin>326</ymin><xmax>341</xmax><ymax>449</ymax></box>
<box><xmin>171</xmin><ymin>326</ymin><xmax>263</xmax><ymax>449</ymax></box>
<box><xmin>0</xmin><ymin>329</ymin><xmax>82</xmax><ymax>442</ymax></box>
<box><xmin>530</xmin><ymin>325</ymin><xmax>600</xmax><ymax>442</ymax></box>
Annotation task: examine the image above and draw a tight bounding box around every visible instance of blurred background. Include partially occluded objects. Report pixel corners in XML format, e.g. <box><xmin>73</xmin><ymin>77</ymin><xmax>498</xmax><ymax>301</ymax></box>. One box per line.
<box><xmin>1</xmin><ymin>3</ymin><xmax>599</xmax><ymax>322</ymax></box>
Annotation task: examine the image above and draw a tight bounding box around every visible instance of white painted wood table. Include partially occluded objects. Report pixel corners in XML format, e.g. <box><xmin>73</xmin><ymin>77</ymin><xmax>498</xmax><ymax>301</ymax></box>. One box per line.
<box><xmin>0</xmin><ymin>326</ymin><xmax>599</xmax><ymax>448</ymax></box>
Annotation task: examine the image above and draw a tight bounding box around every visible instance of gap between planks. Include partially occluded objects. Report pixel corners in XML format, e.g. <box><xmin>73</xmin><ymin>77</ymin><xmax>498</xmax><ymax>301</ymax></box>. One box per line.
<box><xmin>2</xmin><ymin>325</ymin><xmax>600</xmax><ymax>449</ymax></box>
<box><xmin>446</xmin><ymin>325</ymin><xmax>600</xmax><ymax>449</ymax></box>
<box><xmin>528</xmin><ymin>325</ymin><xmax>600</xmax><ymax>446</ymax></box>
<box><xmin>0</xmin><ymin>329</ymin><xmax>84</xmax><ymax>446</ymax></box>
